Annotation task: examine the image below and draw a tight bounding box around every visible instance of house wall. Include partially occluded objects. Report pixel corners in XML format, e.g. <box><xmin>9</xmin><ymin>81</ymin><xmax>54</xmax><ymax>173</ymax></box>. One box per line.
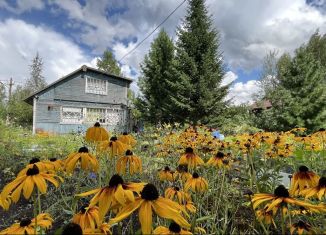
<box><xmin>34</xmin><ymin>70</ymin><xmax>131</xmax><ymax>134</ymax></box>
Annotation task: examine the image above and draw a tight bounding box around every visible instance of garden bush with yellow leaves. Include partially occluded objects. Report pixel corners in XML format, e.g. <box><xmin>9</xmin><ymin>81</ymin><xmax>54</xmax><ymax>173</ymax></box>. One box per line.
<box><xmin>0</xmin><ymin>122</ymin><xmax>325</xmax><ymax>235</ymax></box>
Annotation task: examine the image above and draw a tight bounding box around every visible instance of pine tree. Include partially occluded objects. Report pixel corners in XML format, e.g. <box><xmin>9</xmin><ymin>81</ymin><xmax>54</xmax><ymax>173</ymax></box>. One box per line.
<box><xmin>26</xmin><ymin>52</ymin><xmax>47</xmax><ymax>93</ymax></box>
<box><xmin>136</xmin><ymin>29</ymin><xmax>176</xmax><ymax>124</ymax></box>
<box><xmin>169</xmin><ymin>0</ymin><xmax>229</xmax><ymax>125</ymax></box>
<box><xmin>97</xmin><ymin>50</ymin><xmax>122</xmax><ymax>76</ymax></box>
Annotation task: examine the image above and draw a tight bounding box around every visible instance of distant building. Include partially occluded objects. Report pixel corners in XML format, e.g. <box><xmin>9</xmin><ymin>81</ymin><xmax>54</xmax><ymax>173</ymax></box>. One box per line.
<box><xmin>250</xmin><ymin>100</ymin><xmax>272</xmax><ymax>113</ymax></box>
<box><xmin>24</xmin><ymin>65</ymin><xmax>132</xmax><ymax>134</ymax></box>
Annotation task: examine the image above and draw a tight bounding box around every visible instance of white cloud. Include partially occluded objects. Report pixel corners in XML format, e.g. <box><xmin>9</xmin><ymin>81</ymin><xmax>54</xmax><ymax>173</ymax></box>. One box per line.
<box><xmin>221</xmin><ymin>71</ymin><xmax>238</xmax><ymax>86</ymax></box>
<box><xmin>227</xmin><ymin>80</ymin><xmax>261</xmax><ymax>105</ymax></box>
<box><xmin>0</xmin><ymin>19</ymin><xmax>91</xmax><ymax>85</ymax></box>
<box><xmin>0</xmin><ymin>0</ymin><xmax>44</xmax><ymax>14</ymax></box>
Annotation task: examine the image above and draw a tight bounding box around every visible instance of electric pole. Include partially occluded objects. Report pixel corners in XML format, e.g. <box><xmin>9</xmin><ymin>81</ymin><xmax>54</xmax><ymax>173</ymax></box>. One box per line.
<box><xmin>8</xmin><ymin>77</ymin><xmax>13</xmax><ymax>102</ymax></box>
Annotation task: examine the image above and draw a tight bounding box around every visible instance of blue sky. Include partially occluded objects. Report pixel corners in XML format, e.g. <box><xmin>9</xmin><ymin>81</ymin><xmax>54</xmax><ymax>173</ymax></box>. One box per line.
<box><xmin>0</xmin><ymin>0</ymin><xmax>325</xmax><ymax>104</ymax></box>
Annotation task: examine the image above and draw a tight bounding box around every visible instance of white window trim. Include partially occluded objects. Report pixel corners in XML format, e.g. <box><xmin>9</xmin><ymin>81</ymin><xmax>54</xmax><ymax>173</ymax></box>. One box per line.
<box><xmin>85</xmin><ymin>76</ymin><xmax>108</xmax><ymax>95</ymax></box>
<box><xmin>60</xmin><ymin>107</ymin><xmax>83</xmax><ymax>124</ymax></box>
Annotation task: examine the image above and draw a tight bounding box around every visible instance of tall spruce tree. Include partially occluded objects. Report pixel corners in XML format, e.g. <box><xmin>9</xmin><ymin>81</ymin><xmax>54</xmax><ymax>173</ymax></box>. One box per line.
<box><xmin>136</xmin><ymin>29</ymin><xmax>176</xmax><ymax>124</ymax></box>
<box><xmin>169</xmin><ymin>0</ymin><xmax>229</xmax><ymax>125</ymax></box>
<box><xmin>97</xmin><ymin>50</ymin><xmax>122</xmax><ymax>76</ymax></box>
<box><xmin>26</xmin><ymin>52</ymin><xmax>47</xmax><ymax>93</ymax></box>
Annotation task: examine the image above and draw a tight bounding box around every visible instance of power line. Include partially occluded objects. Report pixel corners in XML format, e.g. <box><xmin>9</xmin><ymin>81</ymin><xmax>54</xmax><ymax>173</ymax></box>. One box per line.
<box><xmin>118</xmin><ymin>0</ymin><xmax>186</xmax><ymax>63</ymax></box>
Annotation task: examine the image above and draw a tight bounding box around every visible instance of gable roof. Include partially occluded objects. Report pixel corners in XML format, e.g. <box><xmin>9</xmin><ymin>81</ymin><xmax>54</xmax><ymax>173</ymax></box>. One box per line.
<box><xmin>24</xmin><ymin>65</ymin><xmax>132</xmax><ymax>104</ymax></box>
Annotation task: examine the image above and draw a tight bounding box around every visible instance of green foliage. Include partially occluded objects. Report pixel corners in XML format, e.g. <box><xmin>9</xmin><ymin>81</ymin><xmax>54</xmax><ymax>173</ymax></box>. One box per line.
<box><xmin>26</xmin><ymin>52</ymin><xmax>47</xmax><ymax>93</ymax></box>
<box><xmin>97</xmin><ymin>50</ymin><xmax>122</xmax><ymax>76</ymax></box>
<box><xmin>256</xmin><ymin>32</ymin><xmax>326</xmax><ymax>132</ymax></box>
<box><xmin>136</xmin><ymin>29</ymin><xmax>176</xmax><ymax>124</ymax></box>
<box><xmin>168</xmin><ymin>0</ymin><xmax>229</xmax><ymax>125</ymax></box>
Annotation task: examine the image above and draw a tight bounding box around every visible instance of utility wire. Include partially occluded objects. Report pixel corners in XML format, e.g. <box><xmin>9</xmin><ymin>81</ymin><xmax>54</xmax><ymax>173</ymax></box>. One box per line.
<box><xmin>118</xmin><ymin>0</ymin><xmax>186</xmax><ymax>63</ymax></box>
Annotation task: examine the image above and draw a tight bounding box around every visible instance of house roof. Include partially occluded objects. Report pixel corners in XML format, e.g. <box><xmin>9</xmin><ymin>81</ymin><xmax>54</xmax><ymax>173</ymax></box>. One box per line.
<box><xmin>24</xmin><ymin>65</ymin><xmax>132</xmax><ymax>104</ymax></box>
<box><xmin>250</xmin><ymin>100</ymin><xmax>272</xmax><ymax>110</ymax></box>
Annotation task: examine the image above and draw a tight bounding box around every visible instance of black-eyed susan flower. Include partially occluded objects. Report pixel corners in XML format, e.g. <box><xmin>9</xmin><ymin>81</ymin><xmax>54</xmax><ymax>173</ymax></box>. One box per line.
<box><xmin>255</xmin><ymin>208</ymin><xmax>276</xmax><ymax>226</ymax></box>
<box><xmin>165</xmin><ymin>187</ymin><xmax>189</xmax><ymax>204</ymax></box>
<box><xmin>290</xmin><ymin>220</ymin><xmax>313</xmax><ymax>235</ymax></box>
<box><xmin>116</xmin><ymin>150</ymin><xmax>142</xmax><ymax>175</ymax></box>
<box><xmin>64</xmin><ymin>147</ymin><xmax>99</xmax><ymax>173</ymax></box>
<box><xmin>85</xmin><ymin>122</ymin><xmax>109</xmax><ymax>142</ymax></box>
<box><xmin>1</xmin><ymin>165</ymin><xmax>62</xmax><ymax>202</ymax></box>
<box><xmin>153</xmin><ymin>222</ymin><xmax>192</xmax><ymax>235</ymax></box>
<box><xmin>47</xmin><ymin>158</ymin><xmax>64</xmax><ymax>171</ymax></box>
<box><xmin>84</xmin><ymin>223</ymin><xmax>112</xmax><ymax>235</ymax></box>
<box><xmin>76</xmin><ymin>174</ymin><xmax>145</xmax><ymax>221</ymax></box>
<box><xmin>118</xmin><ymin>132</ymin><xmax>137</xmax><ymax>147</ymax></box>
<box><xmin>176</xmin><ymin>165</ymin><xmax>192</xmax><ymax>183</ymax></box>
<box><xmin>0</xmin><ymin>213</ymin><xmax>53</xmax><ymax>235</ymax></box>
<box><xmin>301</xmin><ymin>176</ymin><xmax>326</xmax><ymax>200</ymax></box>
<box><xmin>251</xmin><ymin>185</ymin><xmax>324</xmax><ymax>215</ymax></box>
<box><xmin>158</xmin><ymin>166</ymin><xmax>178</xmax><ymax>182</ymax></box>
<box><xmin>206</xmin><ymin>151</ymin><xmax>225</xmax><ymax>168</ymax></box>
<box><xmin>98</xmin><ymin>136</ymin><xmax>128</xmax><ymax>157</ymax></box>
<box><xmin>17</xmin><ymin>158</ymin><xmax>54</xmax><ymax>177</ymax></box>
<box><xmin>72</xmin><ymin>205</ymin><xmax>100</xmax><ymax>231</ymax></box>
<box><xmin>178</xmin><ymin>147</ymin><xmax>204</xmax><ymax>169</ymax></box>
<box><xmin>109</xmin><ymin>184</ymin><xmax>190</xmax><ymax>235</ymax></box>
<box><xmin>289</xmin><ymin>166</ymin><xmax>320</xmax><ymax>196</ymax></box>
<box><xmin>184</xmin><ymin>173</ymin><xmax>208</xmax><ymax>193</ymax></box>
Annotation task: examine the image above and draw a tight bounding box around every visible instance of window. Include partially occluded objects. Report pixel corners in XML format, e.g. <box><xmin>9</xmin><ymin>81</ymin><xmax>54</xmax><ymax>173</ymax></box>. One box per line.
<box><xmin>86</xmin><ymin>108</ymin><xmax>106</xmax><ymax>123</ymax></box>
<box><xmin>61</xmin><ymin>107</ymin><xmax>83</xmax><ymax>124</ymax></box>
<box><xmin>85</xmin><ymin>77</ymin><xmax>107</xmax><ymax>95</ymax></box>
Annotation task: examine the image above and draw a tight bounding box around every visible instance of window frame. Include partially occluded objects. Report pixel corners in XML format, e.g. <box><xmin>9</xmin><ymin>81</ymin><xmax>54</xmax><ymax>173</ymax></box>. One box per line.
<box><xmin>60</xmin><ymin>107</ymin><xmax>83</xmax><ymax>124</ymax></box>
<box><xmin>85</xmin><ymin>76</ymin><xmax>108</xmax><ymax>95</ymax></box>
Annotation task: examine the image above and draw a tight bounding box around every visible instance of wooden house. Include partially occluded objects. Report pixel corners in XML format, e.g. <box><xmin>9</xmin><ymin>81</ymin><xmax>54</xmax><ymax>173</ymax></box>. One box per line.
<box><xmin>24</xmin><ymin>65</ymin><xmax>132</xmax><ymax>134</ymax></box>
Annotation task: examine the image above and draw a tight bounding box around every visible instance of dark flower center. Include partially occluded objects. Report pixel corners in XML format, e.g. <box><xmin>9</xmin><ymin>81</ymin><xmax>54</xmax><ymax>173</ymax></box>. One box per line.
<box><xmin>79</xmin><ymin>205</ymin><xmax>87</xmax><ymax>213</ymax></box>
<box><xmin>164</xmin><ymin>166</ymin><xmax>170</xmax><ymax>171</ymax></box>
<box><xmin>299</xmin><ymin>166</ymin><xmax>309</xmax><ymax>172</ymax></box>
<box><xmin>216</xmin><ymin>151</ymin><xmax>224</xmax><ymax>158</ymax></box>
<box><xmin>185</xmin><ymin>147</ymin><xmax>194</xmax><ymax>153</ymax></box>
<box><xmin>125</xmin><ymin>150</ymin><xmax>133</xmax><ymax>156</ymax></box>
<box><xmin>110</xmin><ymin>136</ymin><xmax>118</xmax><ymax>141</ymax></box>
<box><xmin>26</xmin><ymin>165</ymin><xmax>40</xmax><ymax>176</ymax></box>
<box><xmin>29</xmin><ymin>158</ymin><xmax>40</xmax><ymax>164</ymax></box>
<box><xmin>123</xmin><ymin>132</ymin><xmax>128</xmax><ymax>135</ymax></box>
<box><xmin>50</xmin><ymin>158</ymin><xmax>57</xmax><ymax>162</ymax></box>
<box><xmin>20</xmin><ymin>218</ymin><xmax>32</xmax><ymax>227</ymax></box>
<box><xmin>174</xmin><ymin>186</ymin><xmax>180</xmax><ymax>191</ymax></box>
<box><xmin>319</xmin><ymin>177</ymin><xmax>326</xmax><ymax>187</ymax></box>
<box><xmin>94</xmin><ymin>122</ymin><xmax>101</xmax><ymax>127</ymax></box>
<box><xmin>222</xmin><ymin>159</ymin><xmax>229</xmax><ymax>165</ymax></box>
<box><xmin>78</xmin><ymin>146</ymin><xmax>89</xmax><ymax>153</ymax></box>
<box><xmin>318</xmin><ymin>128</ymin><xmax>325</xmax><ymax>132</ymax></box>
<box><xmin>62</xmin><ymin>223</ymin><xmax>83</xmax><ymax>235</ymax></box>
<box><xmin>192</xmin><ymin>172</ymin><xmax>199</xmax><ymax>178</ymax></box>
<box><xmin>169</xmin><ymin>222</ymin><xmax>181</xmax><ymax>233</ymax></box>
<box><xmin>141</xmin><ymin>184</ymin><xmax>159</xmax><ymax>200</ymax></box>
<box><xmin>274</xmin><ymin>185</ymin><xmax>289</xmax><ymax>197</ymax></box>
<box><xmin>109</xmin><ymin>174</ymin><xmax>124</xmax><ymax>187</ymax></box>
<box><xmin>296</xmin><ymin>220</ymin><xmax>310</xmax><ymax>230</ymax></box>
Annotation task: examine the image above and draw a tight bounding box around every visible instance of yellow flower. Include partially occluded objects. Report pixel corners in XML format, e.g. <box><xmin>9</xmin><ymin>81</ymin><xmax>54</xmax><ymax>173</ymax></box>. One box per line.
<box><xmin>64</xmin><ymin>147</ymin><xmax>99</xmax><ymax>173</ymax></box>
<box><xmin>85</xmin><ymin>122</ymin><xmax>109</xmax><ymax>142</ymax></box>
<box><xmin>255</xmin><ymin>208</ymin><xmax>276</xmax><ymax>226</ymax></box>
<box><xmin>184</xmin><ymin>173</ymin><xmax>208</xmax><ymax>193</ymax></box>
<box><xmin>84</xmin><ymin>223</ymin><xmax>112</xmax><ymax>235</ymax></box>
<box><xmin>206</xmin><ymin>151</ymin><xmax>225</xmax><ymax>168</ymax></box>
<box><xmin>47</xmin><ymin>158</ymin><xmax>64</xmax><ymax>171</ymax></box>
<box><xmin>0</xmin><ymin>213</ymin><xmax>53</xmax><ymax>235</ymax></box>
<box><xmin>165</xmin><ymin>187</ymin><xmax>189</xmax><ymax>204</ymax></box>
<box><xmin>0</xmin><ymin>196</ymin><xmax>10</xmax><ymax>210</ymax></box>
<box><xmin>98</xmin><ymin>137</ymin><xmax>128</xmax><ymax>157</ymax></box>
<box><xmin>289</xmin><ymin>166</ymin><xmax>320</xmax><ymax>196</ymax></box>
<box><xmin>109</xmin><ymin>184</ymin><xmax>190</xmax><ymax>235</ymax></box>
<box><xmin>301</xmin><ymin>176</ymin><xmax>326</xmax><ymax>200</ymax></box>
<box><xmin>1</xmin><ymin>165</ymin><xmax>62</xmax><ymax>203</ymax></box>
<box><xmin>72</xmin><ymin>205</ymin><xmax>100</xmax><ymax>231</ymax></box>
<box><xmin>158</xmin><ymin>166</ymin><xmax>178</xmax><ymax>182</ymax></box>
<box><xmin>290</xmin><ymin>220</ymin><xmax>313</xmax><ymax>235</ymax></box>
<box><xmin>76</xmin><ymin>174</ymin><xmax>145</xmax><ymax>221</ymax></box>
<box><xmin>178</xmin><ymin>147</ymin><xmax>204</xmax><ymax>169</ymax></box>
<box><xmin>17</xmin><ymin>158</ymin><xmax>54</xmax><ymax>177</ymax></box>
<box><xmin>176</xmin><ymin>165</ymin><xmax>192</xmax><ymax>183</ymax></box>
<box><xmin>118</xmin><ymin>132</ymin><xmax>137</xmax><ymax>147</ymax></box>
<box><xmin>153</xmin><ymin>222</ymin><xmax>192</xmax><ymax>235</ymax></box>
<box><xmin>251</xmin><ymin>185</ymin><xmax>324</xmax><ymax>215</ymax></box>
<box><xmin>116</xmin><ymin>150</ymin><xmax>142</xmax><ymax>175</ymax></box>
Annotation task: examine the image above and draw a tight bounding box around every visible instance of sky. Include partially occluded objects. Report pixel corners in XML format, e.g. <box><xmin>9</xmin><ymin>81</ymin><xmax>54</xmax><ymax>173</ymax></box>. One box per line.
<box><xmin>0</xmin><ymin>0</ymin><xmax>325</xmax><ymax>105</ymax></box>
